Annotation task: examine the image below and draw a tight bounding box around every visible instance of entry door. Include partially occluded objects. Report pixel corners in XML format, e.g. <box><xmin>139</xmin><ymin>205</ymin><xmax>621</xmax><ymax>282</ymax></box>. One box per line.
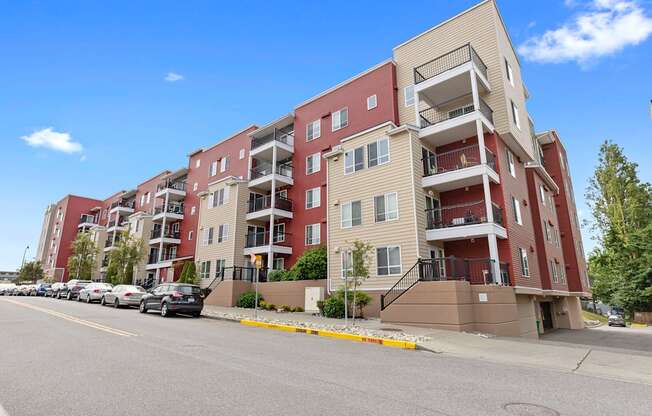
<box><xmin>426</xmin><ymin>196</ymin><xmax>441</xmax><ymax>228</ymax></box>
<box><xmin>422</xmin><ymin>147</ymin><xmax>437</xmax><ymax>176</ymax></box>
<box><xmin>247</xmin><ymin>225</ymin><xmax>265</xmax><ymax>246</ymax></box>
<box><xmin>541</xmin><ymin>302</ymin><xmax>554</xmax><ymax>330</ymax></box>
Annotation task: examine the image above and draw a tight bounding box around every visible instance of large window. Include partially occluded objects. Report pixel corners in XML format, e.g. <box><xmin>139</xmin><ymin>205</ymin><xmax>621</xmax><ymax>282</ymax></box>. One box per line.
<box><xmin>209</xmin><ymin>187</ymin><xmax>229</xmax><ymax>207</ymax></box>
<box><xmin>367</xmin><ymin>94</ymin><xmax>377</xmax><ymax>110</ymax></box>
<box><xmin>200</xmin><ymin>261</ymin><xmax>211</xmax><ymax>279</ymax></box>
<box><xmin>341</xmin><ymin>250</ymin><xmax>353</xmax><ymax>278</ymax></box>
<box><xmin>507</xmin><ymin>149</ymin><xmax>516</xmax><ymax>177</ymax></box>
<box><xmin>217</xmin><ymin>224</ymin><xmax>229</xmax><ymax>243</ymax></box>
<box><xmin>344</xmin><ymin>147</ymin><xmax>365</xmax><ymax>174</ymax></box>
<box><xmin>305</xmin><ymin>187</ymin><xmax>321</xmax><ymax>209</ymax></box>
<box><xmin>519</xmin><ymin>248</ymin><xmax>530</xmax><ymax>277</ymax></box>
<box><xmin>273</xmin><ymin>223</ymin><xmax>285</xmax><ymax>243</ymax></box>
<box><xmin>404</xmin><ymin>85</ymin><xmax>415</xmax><ymax>107</ymax></box>
<box><xmin>306</xmin><ymin>153</ymin><xmax>321</xmax><ymax>175</ymax></box>
<box><xmin>305</xmin><ymin>224</ymin><xmax>320</xmax><ymax>245</ymax></box>
<box><xmin>512</xmin><ymin>196</ymin><xmax>522</xmax><ymax>225</ymax></box>
<box><xmin>306</xmin><ymin>120</ymin><xmax>321</xmax><ymax>141</ymax></box>
<box><xmin>367</xmin><ymin>138</ymin><xmax>390</xmax><ymax>167</ymax></box>
<box><xmin>331</xmin><ymin>108</ymin><xmax>349</xmax><ymax>131</ymax></box>
<box><xmin>377</xmin><ymin>246</ymin><xmax>402</xmax><ymax>276</ymax></box>
<box><xmin>202</xmin><ymin>227</ymin><xmax>213</xmax><ymax>246</ymax></box>
<box><xmin>374</xmin><ymin>192</ymin><xmax>398</xmax><ymax>222</ymax></box>
<box><xmin>273</xmin><ymin>257</ymin><xmax>285</xmax><ymax>271</ymax></box>
<box><xmin>551</xmin><ymin>260</ymin><xmax>558</xmax><ymax>283</ymax></box>
<box><xmin>511</xmin><ymin>100</ymin><xmax>521</xmax><ymax>129</ymax></box>
<box><xmin>215</xmin><ymin>259</ymin><xmax>226</xmax><ymax>278</ymax></box>
<box><xmin>341</xmin><ymin>200</ymin><xmax>362</xmax><ymax>228</ymax></box>
<box><xmin>220</xmin><ymin>156</ymin><xmax>229</xmax><ymax>173</ymax></box>
<box><xmin>210</xmin><ymin>161</ymin><xmax>218</xmax><ymax>177</ymax></box>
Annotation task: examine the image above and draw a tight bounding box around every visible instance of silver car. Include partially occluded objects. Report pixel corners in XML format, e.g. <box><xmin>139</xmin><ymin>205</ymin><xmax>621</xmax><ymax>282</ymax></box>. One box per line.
<box><xmin>608</xmin><ymin>312</ymin><xmax>626</xmax><ymax>327</ymax></box>
<box><xmin>101</xmin><ymin>285</ymin><xmax>146</xmax><ymax>308</ymax></box>
<box><xmin>78</xmin><ymin>283</ymin><xmax>113</xmax><ymax>303</ymax></box>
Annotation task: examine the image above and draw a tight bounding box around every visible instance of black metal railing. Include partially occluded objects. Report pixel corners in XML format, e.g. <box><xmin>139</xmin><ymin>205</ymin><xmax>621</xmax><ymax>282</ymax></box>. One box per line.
<box><xmin>247</xmin><ymin>195</ymin><xmax>293</xmax><ymax>213</ymax></box>
<box><xmin>423</xmin><ymin>145</ymin><xmax>497</xmax><ymax>176</ymax></box>
<box><xmin>79</xmin><ymin>214</ymin><xmax>96</xmax><ymax>225</ymax></box>
<box><xmin>250</xmin><ymin>162</ymin><xmax>293</xmax><ymax>180</ymax></box>
<box><xmin>251</xmin><ymin>126</ymin><xmax>294</xmax><ymax>150</ymax></box>
<box><xmin>381</xmin><ymin>257</ymin><xmax>504</xmax><ymax>310</ymax></box>
<box><xmin>153</xmin><ymin>203</ymin><xmax>184</xmax><ymax>215</ymax></box>
<box><xmin>134</xmin><ymin>276</ymin><xmax>155</xmax><ymax>290</ymax></box>
<box><xmin>202</xmin><ymin>266</ymin><xmax>269</xmax><ymax>297</ymax></box>
<box><xmin>419</xmin><ymin>97</ymin><xmax>493</xmax><ymax>128</ymax></box>
<box><xmin>110</xmin><ymin>200</ymin><xmax>135</xmax><ymax>210</ymax></box>
<box><xmin>107</xmin><ymin>217</ymin><xmax>127</xmax><ymax>228</ymax></box>
<box><xmin>426</xmin><ymin>201</ymin><xmax>503</xmax><ymax>229</ymax></box>
<box><xmin>414</xmin><ymin>43</ymin><xmax>488</xmax><ymax>84</ymax></box>
<box><xmin>150</xmin><ymin>229</ymin><xmax>180</xmax><ymax>240</ymax></box>
<box><xmin>156</xmin><ymin>180</ymin><xmax>186</xmax><ymax>193</ymax></box>
<box><xmin>245</xmin><ymin>231</ymin><xmax>291</xmax><ymax>248</ymax></box>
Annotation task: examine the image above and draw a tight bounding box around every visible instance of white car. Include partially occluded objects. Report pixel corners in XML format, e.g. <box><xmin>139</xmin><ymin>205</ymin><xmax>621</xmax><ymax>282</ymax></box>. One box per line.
<box><xmin>101</xmin><ymin>285</ymin><xmax>147</xmax><ymax>308</ymax></box>
<box><xmin>78</xmin><ymin>283</ymin><xmax>113</xmax><ymax>303</ymax></box>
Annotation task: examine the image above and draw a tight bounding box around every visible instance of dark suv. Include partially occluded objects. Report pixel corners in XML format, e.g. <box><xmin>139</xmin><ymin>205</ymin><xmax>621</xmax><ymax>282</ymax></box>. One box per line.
<box><xmin>139</xmin><ymin>283</ymin><xmax>203</xmax><ymax>317</ymax></box>
<box><xmin>58</xmin><ymin>280</ymin><xmax>92</xmax><ymax>300</ymax></box>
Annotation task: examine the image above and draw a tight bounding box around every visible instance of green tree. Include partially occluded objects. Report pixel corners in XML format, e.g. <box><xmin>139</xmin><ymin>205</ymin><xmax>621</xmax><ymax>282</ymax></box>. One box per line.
<box><xmin>292</xmin><ymin>246</ymin><xmax>327</xmax><ymax>280</ymax></box>
<box><xmin>178</xmin><ymin>261</ymin><xmax>199</xmax><ymax>285</ymax></box>
<box><xmin>106</xmin><ymin>231</ymin><xmax>146</xmax><ymax>285</ymax></box>
<box><xmin>67</xmin><ymin>232</ymin><xmax>99</xmax><ymax>280</ymax></box>
<box><xmin>586</xmin><ymin>141</ymin><xmax>652</xmax><ymax>315</ymax></box>
<box><xmin>18</xmin><ymin>261</ymin><xmax>44</xmax><ymax>283</ymax></box>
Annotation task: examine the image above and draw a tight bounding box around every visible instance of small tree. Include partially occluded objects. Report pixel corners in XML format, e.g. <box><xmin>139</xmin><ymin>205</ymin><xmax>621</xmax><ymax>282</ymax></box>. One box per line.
<box><xmin>18</xmin><ymin>261</ymin><xmax>44</xmax><ymax>283</ymax></box>
<box><xmin>67</xmin><ymin>232</ymin><xmax>99</xmax><ymax>280</ymax></box>
<box><xmin>292</xmin><ymin>246</ymin><xmax>327</xmax><ymax>280</ymax></box>
<box><xmin>347</xmin><ymin>240</ymin><xmax>374</xmax><ymax>325</ymax></box>
<box><xmin>106</xmin><ymin>231</ymin><xmax>146</xmax><ymax>285</ymax></box>
<box><xmin>178</xmin><ymin>261</ymin><xmax>199</xmax><ymax>285</ymax></box>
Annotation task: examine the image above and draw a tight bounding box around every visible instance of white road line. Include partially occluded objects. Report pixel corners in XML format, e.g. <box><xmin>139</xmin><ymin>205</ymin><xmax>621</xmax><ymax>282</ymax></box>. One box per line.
<box><xmin>1</xmin><ymin>298</ymin><xmax>138</xmax><ymax>337</ymax></box>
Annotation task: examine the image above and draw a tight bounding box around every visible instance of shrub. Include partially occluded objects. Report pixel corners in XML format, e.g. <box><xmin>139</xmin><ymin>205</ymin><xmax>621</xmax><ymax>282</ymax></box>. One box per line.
<box><xmin>316</xmin><ymin>300</ymin><xmax>325</xmax><ymax>316</ymax></box>
<box><xmin>291</xmin><ymin>306</ymin><xmax>304</xmax><ymax>313</ymax></box>
<box><xmin>334</xmin><ymin>288</ymin><xmax>372</xmax><ymax>318</ymax></box>
<box><xmin>322</xmin><ymin>296</ymin><xmax>345</xmax><ymax>318</ymax></box>
<box><xmin>267</xmin><ymin>270</ymin><xmax>283</xmax><ymax>282</ymax></box>
<box><xmin>267</xmin><ymin>303</ymin><xmax>276</xmax><ymax>311</ymax></box>
<box><xmin>291</xmin><ymin>246</ymin><xmax>327</xmax><ymax>280</ymax></box>
<box><xmin>280</xmin><ymin>304</ymin><xmax>292</xmax><ymax>312</ymax></box>
<box><xmin>236</xmin><ymin>291</ymin><xmax>264</xmax><ymax>308</ymax></box>
<box><xmin>259</xmin><ymin>300</ymin><xmax>268</xmax><ymax>309</ymax></box>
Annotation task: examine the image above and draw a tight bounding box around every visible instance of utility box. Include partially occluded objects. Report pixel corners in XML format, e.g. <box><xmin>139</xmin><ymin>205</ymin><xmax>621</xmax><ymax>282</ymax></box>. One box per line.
<box><xmin>305</xmin><ymin>287</ymin><xmax>325</xmax><ymax>313</ymax></box>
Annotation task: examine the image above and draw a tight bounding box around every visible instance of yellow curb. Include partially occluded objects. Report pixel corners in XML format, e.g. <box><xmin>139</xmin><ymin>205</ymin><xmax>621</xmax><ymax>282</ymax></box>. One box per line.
<box><xmin>239</xmin><ymin>319</ymin><xmax>417</xmax><ymax>350</ymax></box>
<box><xmin>631</xmin><ymin>323</ymin><xmax>648</xmax><ymax>328</ymax></box>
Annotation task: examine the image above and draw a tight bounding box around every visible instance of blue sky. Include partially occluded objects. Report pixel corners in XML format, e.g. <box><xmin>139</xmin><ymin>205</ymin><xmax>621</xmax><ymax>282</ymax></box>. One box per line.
<box><xmin>1</xmin><ymin>0</ymin><xmax>651</xmax><ymax>270</ymax></box>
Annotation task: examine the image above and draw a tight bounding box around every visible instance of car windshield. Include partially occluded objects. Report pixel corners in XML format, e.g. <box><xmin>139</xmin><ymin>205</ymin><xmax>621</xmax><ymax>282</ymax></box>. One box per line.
<box><xmin>173</xmin><ymin>285</ymin><xmax>200</xmax><ymax>295</ymax></box>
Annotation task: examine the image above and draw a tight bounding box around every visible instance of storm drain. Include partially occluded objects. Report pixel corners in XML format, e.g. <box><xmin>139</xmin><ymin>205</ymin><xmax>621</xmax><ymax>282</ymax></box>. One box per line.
<box><xmin>503</xmin><ymin>403</ymin><xmax>560</xmax><ymax>416</ymax></box>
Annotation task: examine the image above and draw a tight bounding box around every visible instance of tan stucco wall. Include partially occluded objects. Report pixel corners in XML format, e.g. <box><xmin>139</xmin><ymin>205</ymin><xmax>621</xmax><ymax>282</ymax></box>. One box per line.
<box><xmin>203</xmin><ymin>279</ymin><xmax>327</xmax><ymax>309</ymax></box>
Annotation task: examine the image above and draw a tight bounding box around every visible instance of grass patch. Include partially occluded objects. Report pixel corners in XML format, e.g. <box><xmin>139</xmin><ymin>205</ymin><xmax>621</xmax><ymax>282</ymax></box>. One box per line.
<box><xmin>582</xmin><ymin>310</ymin><xmax>607</xmax><ymax>323</ymax></box>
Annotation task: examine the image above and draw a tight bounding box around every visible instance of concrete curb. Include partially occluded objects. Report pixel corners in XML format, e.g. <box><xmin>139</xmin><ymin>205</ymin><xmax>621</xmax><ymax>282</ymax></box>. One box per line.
<box><xmin>201</xmin><ymin>313</ymin><xmax>417</xmax><ymax>350</ymax></box>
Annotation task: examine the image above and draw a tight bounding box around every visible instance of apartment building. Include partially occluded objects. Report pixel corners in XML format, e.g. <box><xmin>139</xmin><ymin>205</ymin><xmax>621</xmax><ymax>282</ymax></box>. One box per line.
<box><xmin>35</xmin><ymin>204</ymin><xmax>55</xmax><ymax>265</ymax></box>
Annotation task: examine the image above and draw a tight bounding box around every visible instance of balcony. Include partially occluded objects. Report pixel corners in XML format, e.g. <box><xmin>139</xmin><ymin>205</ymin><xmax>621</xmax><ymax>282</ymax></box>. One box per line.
<box><xmin>250</xmin><ymin>128</ymin><xmax>294</xmax><ymax>160</ymax></box>
<box><xmin>422</xmin><ymin>145</ymin><xmax>499</xmax><ymax>192</ymax></box>
<box><xmin>77</xmin><ymin>214</ymin><xmax>97</xmax><ymax>229</ymax></box>
<box><xmin>418</xmin><ymin>97</ymin><xmax>494</xmax><ymax>146</ymax></box>
<box><xmin>145</xmin><ymin>251</ymin><xmax>178</xmax><ymax>270</ymax></box>
<box><xmin>248</xmin><ymin>162</ymin><xmax>294</xmax><ymax>191</ymax></box>
<box><xmin>104</xmin><ymin>235</ymin><xmax>121</xmax><ymax>250</ymax></box>
<box><xmin>243</xmin><ymin>231</ymin><xmax>292</xmax><ymax>256</ymax></box>
<box><xmin>149</xmin><ymin>229</ymin><xmax>181</xmax><ymax>245</ymax></box>
<box><xmin>425</xmin><ymin>200</ymin><xmax>506</xmax><ymax>241</ymax></box>
<box><xmin>155</xmin><ymin>180</ymin><xmax>186</xmax><ymax>201</ymax></box>
<box><xmin>418</xmin><ymin>257</ymin><xmax>508</xmax><ymax>286</ymax></box>
<box><xmin>413</xmin><ymin>44</ymin><xmax>490</xmax><ymax>106</ymax></box>
<box><xmin>152</xmin><ymin>203</ymin><xmax>184</xmax><ymax>222</ymax></box>
<box><xmin>246</xmin><ymin>195</ymin><xmax>293</xmax><ymax>221</ymax></box>
<box><xmin>109</xmin><ymin>200</ymin><xmax>135</xmax><ymax>214</ymax></box>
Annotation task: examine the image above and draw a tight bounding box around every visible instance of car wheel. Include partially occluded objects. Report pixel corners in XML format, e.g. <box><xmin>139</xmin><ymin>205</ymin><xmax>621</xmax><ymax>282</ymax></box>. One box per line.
<box><xmin>139</xmin><ymin>301</ymin><xmax>147</xmax><ymax>314</ymax></box>
<box><xmin>192</xmin><ymin>311</ymin><xmax>201</xmax><ymax>318</ymax></box>
<box><xmin>100</xmin><ymin>296</ymin><xmax>106</xmax><ymax>306</ymax></box>
<box><xmin>67</xmin><ymin>292</ymin><xmax>72</xmax><ymax>300</ymax></box>
<box><xmin>114</xmin><ymin>299</ymin><xmax>120</xmax><ymax>309</ymax></box>
<box><xmin>160</xmin><ymin>302</ymin><xmax>171</xmax><ymax>317</ymax></box>
<box><xmin>85</xmin><ymin>295</ymin><xmax>91</xmax><ymax>304</ymax></box>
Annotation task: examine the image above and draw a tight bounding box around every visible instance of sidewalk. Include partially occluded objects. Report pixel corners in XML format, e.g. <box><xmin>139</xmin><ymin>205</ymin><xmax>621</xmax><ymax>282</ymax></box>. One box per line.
<box><xmin>202</xmin><ymin>305</ymin><xmax>652</xmax><ymax>386</ymax></box>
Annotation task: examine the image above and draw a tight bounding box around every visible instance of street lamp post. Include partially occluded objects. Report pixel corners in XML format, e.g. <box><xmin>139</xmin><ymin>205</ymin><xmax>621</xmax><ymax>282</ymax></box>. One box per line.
<box><xmin>20</xmin><ymin>245</ymin><xmax>30</xmax><ymax>281</ymax></box>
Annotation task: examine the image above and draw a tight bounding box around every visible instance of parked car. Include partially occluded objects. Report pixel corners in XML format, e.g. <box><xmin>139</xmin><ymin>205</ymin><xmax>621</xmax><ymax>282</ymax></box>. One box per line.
<box><xmin>0</xmin><ymin>284</ymin><xmax>17</xmax><ymax>295</ymax></box>
<box><xmin>101</xmin><ymin>285</ymin><xmax>146</xmax><ymax>308</ymax></box>
<box><xmin>139</xmin><ymin>283</ymin><xmax>203</xmax><ymax>317</ymax></box>
<box><xmin>31</xmin><ymin>283</ymin><xmax>51</xmax><ymax>296</ymax></box>
<box><xmin>15</xmin><ymin>285</ymin><xmax>32</xmax><ymax>296</ymax></box>
<box><xmin>608</xmin><ymin>312</ymin><xmax>626</xmax><ymax>327</ymax></box>
<box><xmin>51</xmin><ymin>282</ymin><xmax>66</xmax><ymax>298</ymax></box>
<box><xmin>58</xmin><ymin>280</ymin><xmax>92</xmax><ymax>300</ymax></box>
<box><xmin>78</xmin><ymin>282</ymin><xmax>113</xmax><ymax>303</ymax></box>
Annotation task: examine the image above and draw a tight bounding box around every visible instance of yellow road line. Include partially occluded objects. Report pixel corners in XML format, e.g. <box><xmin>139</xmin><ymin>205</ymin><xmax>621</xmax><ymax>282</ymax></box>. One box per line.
<box><xmin>239</xmin><ymin>319</ymin><xmax>417</xmax><ymax>349</ymax></box>
<box><xmin>1</xmin><ymin>298</ymin><xmax>137</xmax><ymax>337</ymax></box>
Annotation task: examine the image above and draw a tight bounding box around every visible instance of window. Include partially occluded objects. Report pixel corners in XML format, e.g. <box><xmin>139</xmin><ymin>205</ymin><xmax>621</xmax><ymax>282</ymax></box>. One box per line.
<box><xmin>331</xmin><ymin>108</ymin><xmax>348</xmax><ymax>131</ymax></box>
<box><xmin>146</xmin><ymin>192</ymin><xmax>151</xmax><ymax>204</ymax></box>
<box><xmin>217</xmin><ymin>224</ymin><xmax>229</xmax><ymax>243</ymax></box>
<box><xmin>344</xmin><ymin>147</ymin><xmax>364</xmax><ymax>174</ymax></box>
<box><xmin>306</xmin><ymin>120</ymin><xmax>321</xmax><ymax>141</ymax></box>
<box><xmin>512</xmin><ymin>196</ymin><xmax>522</xmax><ymax>225</ymax></box>
<box><xmin>273</xmin><ymin>257</ymin><xmax>285</xmax><ymax>271</ymax></box>
<box><xmin>193</xmin><ymin>182</ymin><xmax>198</xmax><ymax>191</ymax></box>
<box><xmin>377</xmin><ymin>246</ymin><xmax>401</xmax><ymax>276</ymax></box>
<box><xmin>511</xmin><ymin>100</ymin><xmax>521</xmax><ymax>129</ymax></box>
<box><xmin>215</xmin><ymin>259</ymin><xmax>226</xmax><ymax>277</ymax></box>
<box><xmin>199</xmin><ymin>261</ymin><xmax>211</xmax><ymax>279</ymax></box>
<box><xmin>505</xmin><ymin>58</ymin><xmax>514</xmax><ymax>86</ymax></box>
<box><xmin>367</xmin><ymin>137</ymin><xmax>390</xmax><ymax>167</ymax></box>
<box><xmin>209</xmin><ymin>187</ymin><xmax>229</xmax><ymax>207</ymax></box>
<box><xmin>341</xmin><ymin>200</ymin><xmax>362</xmax><ymax>228</ymax></box>
<box><xmin>202</xmin><ymin>227</ymin><xmax>214</xmax><ymax>246</ymax></box>
<box><xmin>172</xmin><ymin>222</ymin><xmax>180</xmax><ymax>233</ymax></box>
<box><xmin>195</xmin><ymin>159</ymin><xmax>201</xmax><ymax>168</ymax></box>
<box><xmin>306</xmin><ymin>153</ymin><xmax>321</xmax><ymax>175</ymax></box>
<box><xmin>273</xmin><ymin>223</ymin><xmax>285</xmax><ymax>243</ymax></box>
<box><xmin>506</xmin><ymin>149</ymin><xmax>516</xmax><ymax>177</ymax></box>
<box><xmin>544</xmin><ymin>221</ymin><xmax>551</xmax><ymax>241</ymax></box>
<box><xmin>135</xmin><ymin>220</ymin><xmax>140</xmax><ymax>233</ymax></box>
<box><xmin>306</xmin><ymin>187</ymin><xmax>321</xmax><ymax>209</ymax></box>
<box><xmin>374</xmin><ymin>192</ymin><xmax>398</xmax><ymax>222</ymax></box>
<box><xmin>404</xmin><ymin>85</ymin><xmax>415</xmax><ymax>107</ymax></box>
<box><xmin>239</xmin><ymin>148</ymin><xmax>245</xmax><ymax>160</ymax></box>
<box><xmin>551</xmin><ymin>260</ymin><xmax>558</xmax><ymax>283</ymax></box>
<box><xmin>560</xmin><ymin>264</ymin><xmax>566</xmax><ymax>283</ymax></box>
<box><xmin>367</xmin><ymin>94</ymin><xmax>377</xmax><ymax>110</ymax></box>
<box><xmin>519</xmin><ymin>248</ymin><xmax>530</xmax><ymax>277</ymax></box>
<box><xmin>140</xmin><ymin>194</ymin><xmax>145</xmax><ymax>207</ymax></box>
<box><xmin>539</xmin><ymin>185</ymin><xmax>546</xmax><ymax>205</ymax></box>
<box><xmin>220</xmin><ymin>156</ymin><xmax>229</xmax><ymax>173</ymax></box>
<box><xmin>188</xmin><ymin>231</ymin><xmax>193</xmax><ymax>240</ymax></box>
<box><xmin>305</xmin><ymin>224</ymin><xmax>320</xmax><ymax>245</ymax></box>
<box><xmin>210</xmin><ymin>161</ymin><xmax>218</xmax><ymax>176</ymax></box>
<box><xmin>341</xmin><ymin>250</ymin><xmax>353</xmax><ymax>278</ymax></box>
<box><xmin>191</xmin><ymin>206</ymin><xmax>196</xmax><ymax>215</ymax></box>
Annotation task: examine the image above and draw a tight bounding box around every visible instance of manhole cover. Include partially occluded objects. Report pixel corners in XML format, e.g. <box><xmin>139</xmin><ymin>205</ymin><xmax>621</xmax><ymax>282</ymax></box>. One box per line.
<box><xmin>378</xmin><ymin>327</ymin><xmax>404</xmax><ymax>332</ymax></box>
<box><xmin>503</xmin><ymin>403</ymin><xmax>559</xmax><ymax>416</ymax></box>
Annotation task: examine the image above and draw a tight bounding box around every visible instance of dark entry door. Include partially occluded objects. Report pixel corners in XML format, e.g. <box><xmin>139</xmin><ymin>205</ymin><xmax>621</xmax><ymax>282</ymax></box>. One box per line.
<box><xmin>541</xmin><ymin>302</ymin><xmax>554</xmax><ymax>330</ymax></box>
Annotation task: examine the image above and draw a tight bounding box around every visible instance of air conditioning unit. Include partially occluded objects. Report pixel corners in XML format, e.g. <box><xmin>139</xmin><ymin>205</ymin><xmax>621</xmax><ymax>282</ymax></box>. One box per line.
<box><xmin>305</xmin><ymin>287</ymin><xmax>325</xmax><ymax>313</ymax></box>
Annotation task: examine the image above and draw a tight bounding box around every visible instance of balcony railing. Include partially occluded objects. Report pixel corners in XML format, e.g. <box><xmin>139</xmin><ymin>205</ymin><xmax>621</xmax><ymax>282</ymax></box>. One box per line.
<box><xmin>426</xmin><ymin>201</ymin><xmax>503</xmax><ymax>229</ymax></box>
<box><xmin>110</xmin><ymin>200</ymin><xmax>135</xmax><ymax>210</ymax></box>
<box><xmin>153</xmin><ymin>204</ymin><xmax>184</xmax><ymax>215</ymax></box>
<box><xmin>423</xmin><ymin>145</ymin><xmax>496</xmax><ymax>176</ymax></box>
<box><xmin>419</xmin><ymin>97</ymin><xmax>493</xmax><ymax>129</ymax></box>
<box><xmin>247</xmin><ymin>195</ymin><xmax>293</xmax><ymax>213</ymax></box>
<box><xmin>156</xmin><ymin>180</ymin><xmax>186</xmax><ymax>193</ymax></box>
<box><xmin>79</xmin><ymin>215</ymin><xmax>96</xmax><ymax>225</ymax></box>
<box><xmin>245</xmin><ymin>231</ymin><xmax>291</xmax><ymax>248</ymax></box>
<box><xmin>150</xmin><ymin>229</ymin><xmax>180</xmax><ymax>240</ymax></box>
<box><xmin>250</xmin><ymin>162</ymin><xmax>293</xmax><ymax>181</ymax></box>
<box><xmin>414</xmin><ymin>43</ymin><xmax>488</xmax><ymax>84</ymax></box>
<box><xmin>148</xmin><ymin>252</ymin><xmax>177</xmax><ymax>264</ymax></box>
<box><xmin>251</xmin><ymin>127</ymin><xmax>294</xmax><ymax>150</ymax></box>
<box><xmin>107</xmin><ymin>218</ymin><xmax>126</xmax><ymax>228</ymax></box>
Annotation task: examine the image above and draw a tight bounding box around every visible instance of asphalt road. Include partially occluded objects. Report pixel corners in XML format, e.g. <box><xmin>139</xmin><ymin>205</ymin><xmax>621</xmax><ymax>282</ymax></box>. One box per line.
<box><xmin>1</xmin><ymin>297</ymin><xmax>650</xmax><ymax>416</ymax></box>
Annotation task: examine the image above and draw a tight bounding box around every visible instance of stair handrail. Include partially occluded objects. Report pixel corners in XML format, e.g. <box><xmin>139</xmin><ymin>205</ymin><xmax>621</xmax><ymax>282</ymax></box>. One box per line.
<box><xmin>380</xmin><ymin>260</ymin><xmax>423</xmax><ymax>311</ymax></box>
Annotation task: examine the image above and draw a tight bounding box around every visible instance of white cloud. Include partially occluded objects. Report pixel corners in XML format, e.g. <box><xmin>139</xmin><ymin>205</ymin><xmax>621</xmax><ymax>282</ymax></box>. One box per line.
<box><xmin>164</xmin><ymin>72</ymin><xmax>184</xmax><ymax>82</ymax></box>
<box><xmin>20</xmin><ymin>128</ymin><xmax>82</xmax><ymax>154</ymax></box>
<box><xmin>518</xmin><ymin>0</ymin><xmax>652</xmax><ymax>64</ymax></box>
